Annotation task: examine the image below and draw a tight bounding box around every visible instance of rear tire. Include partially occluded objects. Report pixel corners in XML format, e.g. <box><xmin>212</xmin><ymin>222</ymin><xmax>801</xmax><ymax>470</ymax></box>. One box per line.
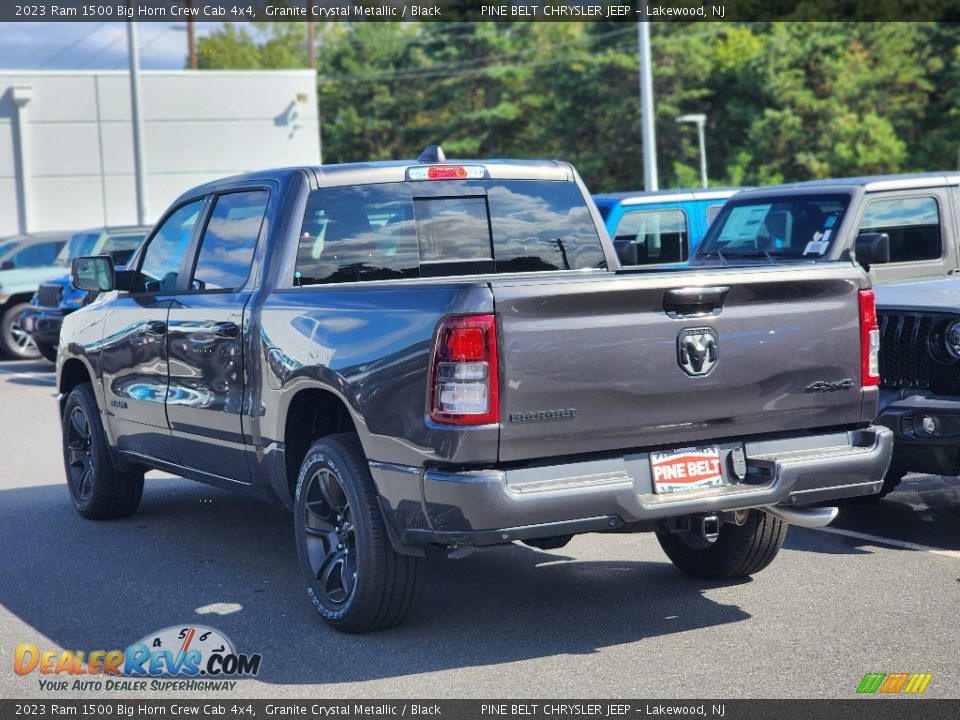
<box><xmin>62</xmin><ymin>383</ymin><xmax>144</xmax><ymax>519</ymax></box>
<box><xmin>0</xmin><ymin>303</ymin><xmax>40</xmax><ymax>359</ymax></box>
<box><xmin>36</xmin><ymin>341</ymin><xmax>58</xmax><ymax>363</ymax></box>
<box><xmin>656</xmin><ymin>510</ymin><xmax>787</xmax><ymax>580</ymax></box>
<box><xmin>294</xmin><ymin>433</ymin><xmax>423</xmax><ymax>633</ymax></box>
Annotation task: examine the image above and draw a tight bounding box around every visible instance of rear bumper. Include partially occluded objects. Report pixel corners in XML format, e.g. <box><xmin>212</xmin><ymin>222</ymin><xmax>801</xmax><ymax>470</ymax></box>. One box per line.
<box><xmin>370</xmin><ymin>426</ymin><xmax>893</xmax><ymax>549</ymax></box>
<box><xmin>879</xmin><ymin>393</ymin><xmax>960</xmax><ymax>475</ymax></box>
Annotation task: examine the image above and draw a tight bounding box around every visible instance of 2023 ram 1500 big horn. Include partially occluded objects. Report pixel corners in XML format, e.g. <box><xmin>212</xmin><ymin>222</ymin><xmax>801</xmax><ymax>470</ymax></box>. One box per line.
<box><xmin>59</xmin><ymin>149</ymin><xmax>893</xmax><ymax>633</ymax></box>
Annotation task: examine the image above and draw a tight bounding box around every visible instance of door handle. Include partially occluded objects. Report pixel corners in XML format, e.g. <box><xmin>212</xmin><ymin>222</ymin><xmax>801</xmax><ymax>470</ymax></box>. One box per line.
<box><xmin>663</xmin><ymin>286</ymin><xmax>730</xmax><ymax>318</ymax></box>
<box><xmin>213</xmin><ymin>321</ymin><xmax>240</xmax><ymax>338</ymax></box>
<box><xmin>146</xmin><ymin>321</ymin><xmax>167</xmax><ymax>335</ymax></box>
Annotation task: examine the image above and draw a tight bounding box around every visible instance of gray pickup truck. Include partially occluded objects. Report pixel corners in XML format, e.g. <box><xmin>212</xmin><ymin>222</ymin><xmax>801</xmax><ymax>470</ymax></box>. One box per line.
<box><xmin>693</xmin><ymin>173</ymin><xmax>960</xmax><ymax>283</ymax></box>
<box><xmin>59</xmin><ymin>150</ymin><xmax>892</xmax><ymax>632</ymax></box>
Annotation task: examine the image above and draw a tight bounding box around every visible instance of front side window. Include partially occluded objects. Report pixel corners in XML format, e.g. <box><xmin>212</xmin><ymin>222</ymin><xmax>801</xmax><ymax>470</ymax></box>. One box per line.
<box><xmin>138</xmin><ymin>200</ymin><xmax>203</xmax><ymax>292</ymax></box>
<box><xmin>859</xmin><ymin>196</ymin><xmax>941</xmax><ymax>263</ymax></box>
<box><xmin>613</xmin><ymin>209</ymin><xmax>688</xmax><ymax>265</ymax></box>
<box><xmin>191</xmin><ymin>191</ymin><xmax>269</xmax><ymax>290</ymax></box>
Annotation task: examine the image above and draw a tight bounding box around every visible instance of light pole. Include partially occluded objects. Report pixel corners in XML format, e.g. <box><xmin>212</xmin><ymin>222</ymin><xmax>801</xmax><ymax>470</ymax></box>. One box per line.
<box><xmin>637</xmin><ymin>19</ymin><xmax>658</xmax><ymax>191</ymax></box>
<box><xmin>676</xmin><ymin>113</ymin><xmax>708</xmax><ymax>188</ymax></box>
<box><xmin>127</xmin><ymin>20</ymin><xmax>149</xmax><ymax>225</ymax></box>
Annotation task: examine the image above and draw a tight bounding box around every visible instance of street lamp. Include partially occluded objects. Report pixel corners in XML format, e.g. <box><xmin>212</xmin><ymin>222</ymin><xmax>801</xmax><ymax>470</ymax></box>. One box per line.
<box><xmin>676</xmin><ymin>113</ymin><xmax>708</xmax><ymax>188</ymax></box>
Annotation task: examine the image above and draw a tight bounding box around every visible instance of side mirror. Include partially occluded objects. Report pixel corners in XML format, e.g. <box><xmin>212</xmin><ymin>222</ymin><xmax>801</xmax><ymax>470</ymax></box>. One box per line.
<box><xmin>0</xmin><ymin>259</ymin><xmax>14</xmax><ymax>270</ymax></box>
<box><xmin>614</xmin><ymin>239</ymin><xmax>638</xmax><ymax>267</ymax></box>
<box><xmin>72</xmin><ymin>255</ymin><xmax>116</xmax><ymax>292</ymax></box>
<box><xmin>855</xmin><ymin>232</ymin><xmax>890</xmax><ymax>269</ymax></box>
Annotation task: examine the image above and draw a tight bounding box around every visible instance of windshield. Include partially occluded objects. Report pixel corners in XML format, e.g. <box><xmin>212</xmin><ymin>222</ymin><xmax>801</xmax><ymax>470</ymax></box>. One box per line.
<box><xmin>54</xmin><ymin>232</ymin><xmax>100</xmax><ymax>267</ymax></box>
<box><xmin>696</xmin><ymin>194</ymin><xmax>850</xmax><ymax>261</ymax></box>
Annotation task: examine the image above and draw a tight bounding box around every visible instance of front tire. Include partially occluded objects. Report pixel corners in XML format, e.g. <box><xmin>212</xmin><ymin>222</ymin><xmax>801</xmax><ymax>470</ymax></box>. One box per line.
<box><xmin>0</xmin><ymin>303</ymin><xmax>40</xmax><ymax>359</ymax></box>
<box><xmin>62</xmin><ymin>383</ymin><xmax>144</xmax><ymax>519</ymax></box>
<box><xmin>656</xmin><ymin>510</ymin><xmax>787</xmax><ymax>580</ymax></box>
<box><xmin>294</xmin><ymin>433</ymin><xmax>423</xmax><ymax>633</ymax></box>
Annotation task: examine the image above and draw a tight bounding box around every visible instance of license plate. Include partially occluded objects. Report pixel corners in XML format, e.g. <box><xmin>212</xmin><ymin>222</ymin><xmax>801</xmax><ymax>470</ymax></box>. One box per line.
<box><xmin>650</xmin><ymin>446</ymin><xmax>725</xmax><ymax>494</ymax></box>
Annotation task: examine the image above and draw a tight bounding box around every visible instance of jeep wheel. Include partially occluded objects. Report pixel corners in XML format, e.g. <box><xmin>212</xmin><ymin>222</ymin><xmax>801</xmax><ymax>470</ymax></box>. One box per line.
<box><xmin>36</xmin><ymin>341</ymin><xmax>58</xmax><ymax>363</ymax></box>
<box><xmin>0</xmin><ymin>303</ymin><xmax>40</xmax><ymax>359</ymax></box>
<box><xmin>656</xmin><ymin>510</ymin><xmax>787</xmax><ymax>580</ymax></box>
<box><xmin>294</xmin><ymin>433</ymin><xmax>423</xmax><ymax>633</ymax></box>
<box><xmin>62</xmin><ymin>383</ymin><xmax>144</xmax><ymax>519</ymax></box>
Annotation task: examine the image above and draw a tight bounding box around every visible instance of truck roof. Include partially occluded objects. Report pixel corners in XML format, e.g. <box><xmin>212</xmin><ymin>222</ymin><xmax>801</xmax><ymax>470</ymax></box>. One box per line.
<box><xmin>593</xmin><ymin>187</ymin><xmax>746</xmax><ymax>206</ymax></box>
<box><xmin>177</xmin><ymin>158</ymin><xmax>575</xmax><ymax>201</ymax></box>
<box><xmin>735</xmin><ymin>172</ymin><xmax>960</xmax><ymax>198</ymax></box>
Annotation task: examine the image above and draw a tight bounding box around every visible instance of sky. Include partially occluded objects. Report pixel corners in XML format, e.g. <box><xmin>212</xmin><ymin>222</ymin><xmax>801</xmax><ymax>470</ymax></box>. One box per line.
<box><xmin>0</xmin><ymin>22</ymin><xmax>238</xmax><ymax>70</ymax></box>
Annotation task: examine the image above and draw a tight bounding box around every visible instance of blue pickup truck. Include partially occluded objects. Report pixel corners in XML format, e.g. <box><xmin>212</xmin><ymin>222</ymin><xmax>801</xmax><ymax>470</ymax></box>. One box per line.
<box><xmin>593</xmin><ymin>188</ymin><xmax>745</xmax><ymax>267</ymax></box>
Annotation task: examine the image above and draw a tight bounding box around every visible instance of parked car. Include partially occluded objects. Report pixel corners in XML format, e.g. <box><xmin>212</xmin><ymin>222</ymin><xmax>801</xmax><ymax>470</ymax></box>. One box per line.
<box><xmin>22</xmin><ymin>227</ymin><xmax>149</xmax><ymax>362</ymax></box>
<box><xmin>0</xmin><ymin>232</ymin><xmax>68</xmax><ymax>269</ymax></box>
<box><xmin>59</xmin><ymin>149</ymin><xmax>892</xmax><ymax>633</ymax></box>
<box><xmin>693</xmin><ymin>173</ymin><xmax>960</xmax><ymax>283</ymax></box>
<box><xmin>0</xmin><ymin>232</ymin><xmax>72</xmax><ymax>358</ymax></box>
<box><xmin>871</xmin><ymin>277</ymin><xmax>960</xmax><ymax>497</ymax></box>
<box><xmin>593</xmin><ymin>188</ymin><xmax>744</xmax><ymax>267</ymax></box>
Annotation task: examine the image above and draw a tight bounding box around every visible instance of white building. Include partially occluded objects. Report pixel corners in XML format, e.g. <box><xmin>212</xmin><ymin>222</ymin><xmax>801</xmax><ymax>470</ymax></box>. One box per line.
<box><xmin>0</xmin><ymin>70</ymin><xmax>320</xmax><ymax>235</ymax></box>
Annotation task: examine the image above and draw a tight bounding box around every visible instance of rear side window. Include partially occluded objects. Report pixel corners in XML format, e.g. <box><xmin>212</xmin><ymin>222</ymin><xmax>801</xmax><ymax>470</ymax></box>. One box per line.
<box><xmin>294</xmin><ymin>180</ymin><xmax>605</xmax><ymax>285</ymax></box>
<box><xmin>7</xmin><ymin>241</ymin><xmax>62</xmax><ymax>268</ymax></box>
<box><xmin>859</xmin><ymin>196</ymin><xmax>941</xmax><ymax>263</ymax></box>
<box><xmin>192</xmin><ymin>190</ymin><xmax>269</xmax><ymax>290</ymax></box>
<box><xmin>613</xmin><ymin>209</ymin><xmax>688</xmax><ymax>265</ymax></box>
<box><xmin>705</xmin><ymin>205</ymin><xmax>723</xmax><ymax>226</ymax></box>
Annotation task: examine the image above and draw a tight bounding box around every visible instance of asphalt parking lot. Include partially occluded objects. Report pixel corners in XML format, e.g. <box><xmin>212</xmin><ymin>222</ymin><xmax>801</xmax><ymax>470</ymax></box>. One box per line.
<box><xmin>1</xmin><ymin>357</ymin><xmax>958</xmax><ymax>700</ymax></box>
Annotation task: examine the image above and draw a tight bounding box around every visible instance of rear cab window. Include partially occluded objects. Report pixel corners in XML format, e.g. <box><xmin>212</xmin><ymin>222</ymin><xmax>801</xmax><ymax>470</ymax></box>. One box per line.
<box><xmin>294</xmin><ymin>179</ymin><xmax>605</xmax><ymax>286</ymax></box>
<box><xmin>697</xmin><ymin>194</ymin><xmax>849</xmax><ymax>261</ymax></box>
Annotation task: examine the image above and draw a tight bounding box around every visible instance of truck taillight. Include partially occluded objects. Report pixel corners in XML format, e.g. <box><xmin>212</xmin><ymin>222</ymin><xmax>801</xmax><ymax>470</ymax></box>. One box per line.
<box><xmin>859</xmin><ymin>289</ymin><xmax>880</xmax><ymax>387</ymax></box>
<box><xmin>429</xmin><ymin>315</ymin><xmax>499</xmax><ymax>425</ymax></box>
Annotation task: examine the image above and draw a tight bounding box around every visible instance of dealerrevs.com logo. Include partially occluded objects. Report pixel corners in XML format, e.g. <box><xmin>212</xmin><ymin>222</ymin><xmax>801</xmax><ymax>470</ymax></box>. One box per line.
<box><xmin>14</xmin><ymin>625</ymin><xmax>262</xmax><ymax>692</ymax></box>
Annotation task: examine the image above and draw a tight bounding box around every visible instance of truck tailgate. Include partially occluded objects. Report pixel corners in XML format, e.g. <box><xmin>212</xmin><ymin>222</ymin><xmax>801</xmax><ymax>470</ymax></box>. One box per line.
<box><xmin>493</xmin><ymin>265</ymin><xmax>867</xmax><ymax>463</ymax></box>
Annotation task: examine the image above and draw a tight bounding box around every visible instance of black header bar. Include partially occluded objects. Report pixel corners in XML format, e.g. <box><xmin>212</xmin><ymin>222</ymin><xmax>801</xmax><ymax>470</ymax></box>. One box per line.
<box><xmin>5</xmin><ymin>0</ymin><xmax>960</xmax><ymax>23</ymax></box>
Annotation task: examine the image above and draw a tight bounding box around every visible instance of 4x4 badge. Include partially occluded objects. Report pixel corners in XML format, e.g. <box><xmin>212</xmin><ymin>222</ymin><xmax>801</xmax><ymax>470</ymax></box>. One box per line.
<box><xmin>678</xmin><ymin>328</ymin><xmax>718</xmax><ymax>376</ymax></box>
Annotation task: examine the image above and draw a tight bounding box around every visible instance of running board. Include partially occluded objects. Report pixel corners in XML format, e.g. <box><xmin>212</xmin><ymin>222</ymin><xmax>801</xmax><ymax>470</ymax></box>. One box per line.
<box><xmin>762</xmin><ymin>505</ymin><xmax>839</xmax><ymax>528</ymax></box>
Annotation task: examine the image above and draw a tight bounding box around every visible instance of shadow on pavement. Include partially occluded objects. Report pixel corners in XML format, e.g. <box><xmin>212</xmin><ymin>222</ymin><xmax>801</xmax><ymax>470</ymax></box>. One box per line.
<box><xmin>0</xmin><ymin>479</ymin><xmax>751</xmax><ymax>685</ymax></box>
<box><xmin>784</xmin><ymin>474</ymin><xmax>960</xmax><ymax>556</ymax></box>
<box><xmin>6</xmin><ymin>376</ymin><xmax>57</xmax><ymax>387</ymax></box>
<box><xmin>0</xmin><ymin>358</ymin><xmax>52</xmax><ymax>371</ymax></box>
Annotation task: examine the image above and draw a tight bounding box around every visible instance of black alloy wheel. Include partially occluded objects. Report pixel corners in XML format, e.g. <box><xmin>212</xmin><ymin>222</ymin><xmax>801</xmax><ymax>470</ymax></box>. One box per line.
<box><xmin>302</xmin><ymin>466</ymin><xmax>358</xmax><ymax>609</ymax></box>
